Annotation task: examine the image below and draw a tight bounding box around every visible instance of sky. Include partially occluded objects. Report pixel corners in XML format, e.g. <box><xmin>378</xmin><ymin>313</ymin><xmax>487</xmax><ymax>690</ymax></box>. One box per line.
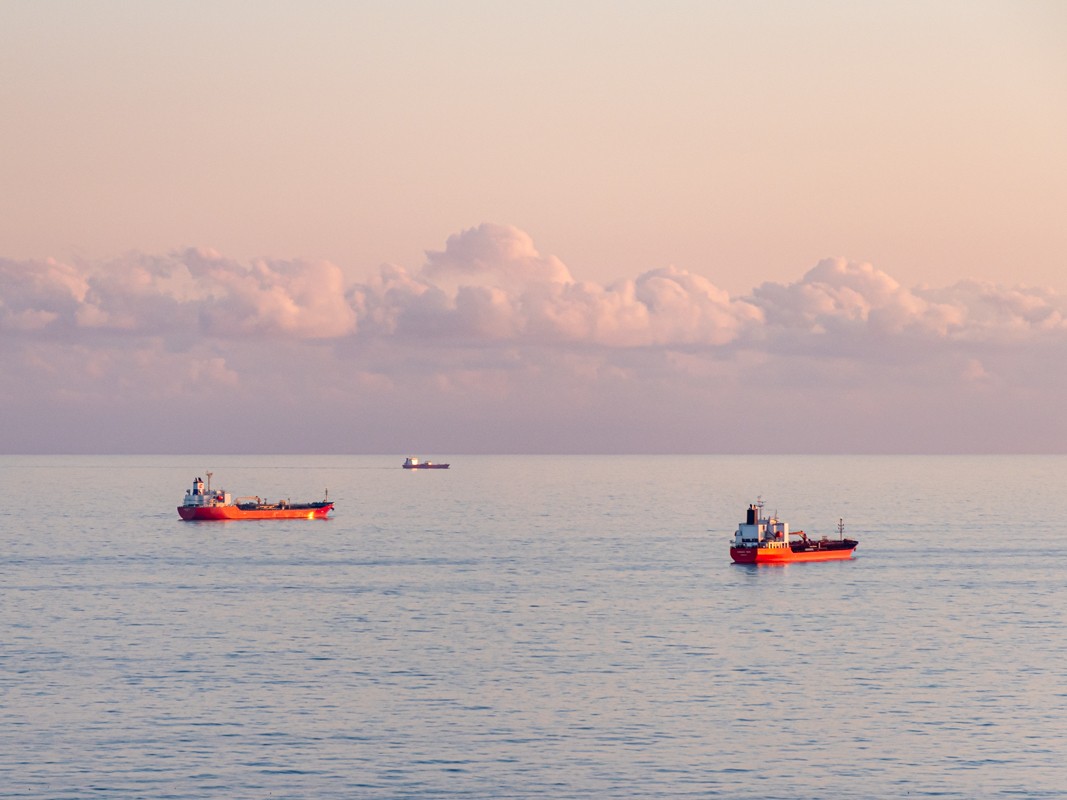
<box><xmin>1</xmin><ymin>1</ymin><xmax>1065</xmax><ymax>453</ymax></box>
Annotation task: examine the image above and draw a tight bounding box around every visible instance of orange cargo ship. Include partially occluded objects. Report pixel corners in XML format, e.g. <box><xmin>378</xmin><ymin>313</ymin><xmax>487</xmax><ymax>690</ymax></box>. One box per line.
<box><xmin>178</xmin><ymin>473</ymin><xmax>334</xmax><ymax>521</ymax></box>
<box><xmin>729</xmin><ymin>498</ymin><xmax>857</xmax><ymax>564</ymax></box>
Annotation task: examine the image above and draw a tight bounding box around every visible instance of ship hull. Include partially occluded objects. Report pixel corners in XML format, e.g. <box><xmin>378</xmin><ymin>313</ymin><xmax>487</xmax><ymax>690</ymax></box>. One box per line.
<box><xmin>178</xmin><ymin>502</ymin><xmax>333</xmax><ymax>521</ymax></box>
<box><xmin>402</xmin><ymin>464</ymin><xmax>450</xmax><ymax>469</ymax></box>
<box><xmin>730</xmin><ymin>543</ymin><xmax>857</xmax><ymax>564</ymax></box>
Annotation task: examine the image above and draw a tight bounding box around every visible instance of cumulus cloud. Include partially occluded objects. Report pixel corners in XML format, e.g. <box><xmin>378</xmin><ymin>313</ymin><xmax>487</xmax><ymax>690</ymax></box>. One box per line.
<box><xmin>0</xmin><ymin>249</ymin><xmax>356</xmax><ymax>340</ymax></box>
<box><xmin>348</xmin><ymin>225</ymin><xmax>761</xmax><ymax>347</ymax></box>
<box><xmin>3</xmin><ymin>226</ymin><xmax>1067</xmax><ymax>453</ymax></box>
<box><xmin>916</xmin><ymin>279</ymin><xmax>1067</xmax><ymax>340</ymax></box>
<box><xmin>188</xmin><ymin>251</ymin><xmax>356</xmax><ymax>339</ymax></box>
<box><xmin>0</xmin><ymin>258</ymin><xmax>90</xmax><ymax>332</ymax></box>
<box><xmin>4</xmin><ymin>233</ymin><xmax>1065</xmax><ymax>355</ymax></box>
<box><xmin>749</xmin><ymin>257</ymin><xmax>1066</xmax><ymax>345</ymax></box>
<box><xmin>750</xmin><ymin>257</ymin><xmax>961</xmax><ymax>337</ymax></box>
<box><xmin>422</xmin><ymin>223</ymin><xmax>573</xmax><ymax>290</ymax></box>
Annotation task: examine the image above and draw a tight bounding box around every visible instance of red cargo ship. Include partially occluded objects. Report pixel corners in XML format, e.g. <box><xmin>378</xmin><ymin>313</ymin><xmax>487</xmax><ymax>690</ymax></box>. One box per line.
<box><xmin>729</xmin><ymin>498</ymin><xmax>857</xmax><ymax>564</ymax></box>
<box><xmin>177</xmin><ymin>473</ymin><xmax>334</xmax><ymax>521</ymax></box>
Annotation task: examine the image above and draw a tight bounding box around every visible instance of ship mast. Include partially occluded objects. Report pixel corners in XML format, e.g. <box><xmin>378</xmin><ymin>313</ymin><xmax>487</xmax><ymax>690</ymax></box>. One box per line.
<box><xmin>838</xmin><ymin>518</ymin><xmax>845</xmax><ymax>540</ymax></box>
<box><xmin>206</xmin><ymin>471</ymin><xmax>213</xmax><ymax>493</ymax></box>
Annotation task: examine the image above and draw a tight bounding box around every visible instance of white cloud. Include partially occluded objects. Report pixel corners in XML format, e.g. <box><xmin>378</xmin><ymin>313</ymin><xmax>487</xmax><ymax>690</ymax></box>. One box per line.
<box><xmin>176</xmin><ymin>250</ymin><xmax>357</xmax><ymax>339</ymax></box>
<box><xmin>750</xmin><ymin>257</ymin><xmax>962</xmax><ymax>337</ymax></box>
<box><xmin>3</xmin><ymin>226</ymin><xmax>1067</xmax><ymax>453</ymax></box>
<box><xmin>0</xmin><ymin>250</ymin><xmax>356</xmax><ymax>340</ymax></box>
<box><xmin>748</xmin><ymin>257</ymin><xmax>1067</xmax><ymax>351</ymax></box>
<box><xmin>422</xmin><ymin>223</ymin><xmax>573</xmax><ymax>290</ymax></box>
<box><xmin>349</xmin><ymin>244</ymin><xmax>760</xmax><ymax>348</ymax></box>
<box><xmin>7</xmin><ymin>239</ymin><xmax>1062</xmax><ymax>354</ymax></box>
<box><xmin>917</xmin><ymin>279</ymin><xmax>1067</xmax><ymax>341</ymax></box>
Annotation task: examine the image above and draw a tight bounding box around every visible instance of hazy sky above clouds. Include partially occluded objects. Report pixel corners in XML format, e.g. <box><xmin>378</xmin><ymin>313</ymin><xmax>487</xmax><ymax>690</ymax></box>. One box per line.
<box><xmin>1</xmin><ymin>1</ymin><xmax>1065</xmax><ymax>453</ymax></box>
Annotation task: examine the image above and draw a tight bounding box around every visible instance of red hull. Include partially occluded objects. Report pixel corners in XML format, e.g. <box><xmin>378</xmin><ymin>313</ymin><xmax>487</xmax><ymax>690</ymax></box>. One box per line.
<box><xmin>730</xmin><ymin>543</ymin><xmax>857</xmax><ymax>564</ymax></box>
<box><xmin>178</xmin><ymin>503</ymin><xmax>333</xmax><ymax>521</ymax></box>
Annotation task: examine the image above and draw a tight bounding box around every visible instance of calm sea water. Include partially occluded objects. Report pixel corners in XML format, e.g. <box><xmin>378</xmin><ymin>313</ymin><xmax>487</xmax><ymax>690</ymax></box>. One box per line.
<box><xmin>2</xmin><ymin>455</ymin><xmax>1065</xmax><ymax>799</ymax></box>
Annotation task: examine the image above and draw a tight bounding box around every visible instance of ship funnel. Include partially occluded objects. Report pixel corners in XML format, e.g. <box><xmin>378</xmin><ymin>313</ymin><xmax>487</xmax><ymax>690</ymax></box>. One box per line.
<box><xmin>746</xmin><ymin>504</ymin><xmax>758</xmax><ymax>525</ymax></box>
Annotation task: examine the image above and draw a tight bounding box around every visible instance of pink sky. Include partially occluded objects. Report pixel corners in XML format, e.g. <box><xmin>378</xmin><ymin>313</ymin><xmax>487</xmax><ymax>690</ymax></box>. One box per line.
<box><xmin>1</xmin><ymin>2</ymin><xmax>1065</xmax><ymax>453</ymax></box>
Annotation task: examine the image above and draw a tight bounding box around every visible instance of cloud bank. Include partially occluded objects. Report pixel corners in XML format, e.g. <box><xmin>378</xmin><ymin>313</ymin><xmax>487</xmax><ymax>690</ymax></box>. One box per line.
<box><xmin>2</xmin><ymin>224</ymin><xmax>1065</xmax><ymax>453</ymax></box>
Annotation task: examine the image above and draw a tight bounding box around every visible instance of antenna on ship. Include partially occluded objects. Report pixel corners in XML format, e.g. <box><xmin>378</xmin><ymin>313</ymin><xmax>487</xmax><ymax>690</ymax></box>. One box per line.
<box><xmin>206</xmin><ymin>471</ymin><xmax>213</xmax><ymax>493</ymax></box>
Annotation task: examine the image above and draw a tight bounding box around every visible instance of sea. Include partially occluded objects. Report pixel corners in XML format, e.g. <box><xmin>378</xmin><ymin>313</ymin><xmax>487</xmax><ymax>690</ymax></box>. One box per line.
<box><xmin>2</xmin><ymin>455</ymin><xmax>1065</xmax><ymax>799</ymax></box>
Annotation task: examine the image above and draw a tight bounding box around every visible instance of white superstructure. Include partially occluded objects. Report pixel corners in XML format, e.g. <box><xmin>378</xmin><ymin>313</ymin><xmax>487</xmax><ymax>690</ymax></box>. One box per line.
<box><xmin>733</xmin><ymin>498</ymin><xmax>790</xmax><ymax>550</ymax></box>
<box><xmin>181</xmin><ymin>472</ymin><xmax>231</xmax><ymax>508</ymax></box>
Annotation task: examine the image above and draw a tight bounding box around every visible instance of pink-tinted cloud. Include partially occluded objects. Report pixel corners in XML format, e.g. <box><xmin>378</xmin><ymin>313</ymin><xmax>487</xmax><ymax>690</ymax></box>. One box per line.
<box><xmin>916</xmin><ymin>279</ymin><xmax>1067</xmax><ymax>340</ymax></box>
<box><xmin>0</xmin><ymin>258</ymin><xmax>90</xmax><ymax>332</ymax></box>
<box><xmin>422</xmin><ymin>223</ymin><xmax>574</xmax><ymax>289</ymax></box>
<box><xmin>749</xmin><ymin>257</ymin><xmax>1067</xmax><ymax>349</ymax></box>
<box><xmin>750</xmin><ymin>258</ymin><xmax>961</xmax><ymax>337</ymax></box>
<box><xmin>189</xmin><ymin>251</ymin><xmax>356</xmax><ymax>339</ymax></box>
<box><xmin>349</xmin><ymin>225</ymin><xmax>762</xmax><ymax>347</ymax></box>
<box><xmin>6</xmin><ymin>237</ymin><xmax>1063</xmax><ymax>352</ymax></box>
<box><xmin>0</xmin><ymin>249</ymin><xmax>356</xmax><ymax>340</ymax></box>
<box><xmin>2</xmin><ymin>226</ymin><xmax>1065</xmax><ymax>453</ymax></box>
